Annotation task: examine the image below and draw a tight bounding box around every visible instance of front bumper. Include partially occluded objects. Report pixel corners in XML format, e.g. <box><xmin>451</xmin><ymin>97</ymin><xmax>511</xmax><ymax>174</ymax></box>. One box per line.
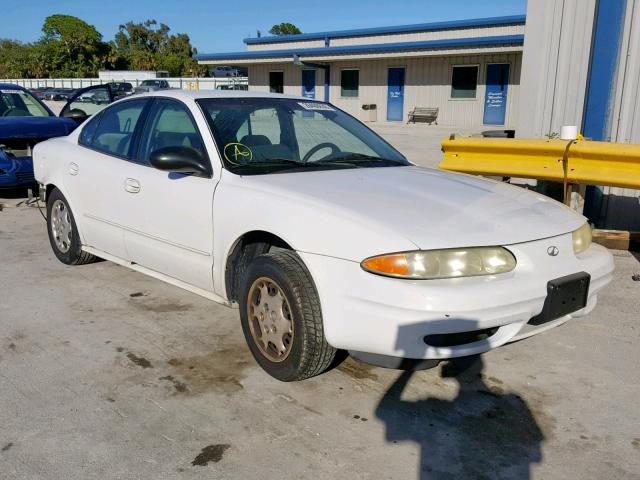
<box><xmin>299</xmin><ymin>234</ymin><xmax>614</xmax><ymax>360</ymax></box>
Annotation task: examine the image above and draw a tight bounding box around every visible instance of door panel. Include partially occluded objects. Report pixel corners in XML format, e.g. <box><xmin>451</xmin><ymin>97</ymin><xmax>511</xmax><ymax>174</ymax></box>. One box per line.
<box><xmin>63</xmin><ymin>98</ymin><xmax>149</xmax><ymax>259</ymax></box>
<box><xmin>120</xmin><ymin>164</ymin><xmax>216</xmax><ymax>291</ymax></box>
<box><xmin>64</xmin><ymin>148</ymin><xmax>129</xmax><ymax>259</ymax></box>
<box><xmin>387</xmin><ymin>68</ymin><xmax>405</xmax><ymax>122</ymax></box>
<box><xmin>483</xmin><ymin>63</ymin><xmax>510</xmax><ymax>125</ymax></box>
<box><xmin>121</xmin><ymin>99</ymin><xmax>217</xmax><ymax>291</ymax></box>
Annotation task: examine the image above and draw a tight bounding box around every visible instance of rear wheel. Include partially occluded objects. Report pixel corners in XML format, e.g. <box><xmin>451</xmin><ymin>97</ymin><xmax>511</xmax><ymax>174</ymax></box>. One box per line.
<box><xmin>239</xmin><ymin>250</ymin><xmax>336</xmax><ymax>381</ymax></box>
<box><xmin>47</xmin><ymin>188</ymin><xmax>96</xmax><ymax>265</ymax></box>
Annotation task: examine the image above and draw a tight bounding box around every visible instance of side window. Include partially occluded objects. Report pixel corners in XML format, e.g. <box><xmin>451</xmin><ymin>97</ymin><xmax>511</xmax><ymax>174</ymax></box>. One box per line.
<box><xmin>341</xmin><ymin>70</ymin><xmax>359</xmax><ymax>98</ymax></box>
<box><xmin>79</xmin><ymin>112</ymin><xmax>102</xmax><ymax>146</ymax></box>
<box><xmin>451</xmin><ymin>65</ymin><xmax>478</xmax><ymax>99</ymax></box>
<box><xmin>91</xmin><ymin>99</ymin><xmax>147</xmax><ymax>157</ymax></box>
<box><xmin>138</xmin><ymin>99</ymin><xmax>207</xmax><ymax>165</ymax></box>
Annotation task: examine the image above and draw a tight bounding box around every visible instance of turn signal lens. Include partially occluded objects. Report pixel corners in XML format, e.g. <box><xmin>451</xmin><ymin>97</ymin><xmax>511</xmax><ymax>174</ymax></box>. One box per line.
<box><xmin>572</xmin><ymin>222</ymin><xmax>592</xmax><ymax>255</ymax></box>
<box><xmin>361</xmin><ymin>247</ymin><xmax>516</xmax><ymax>280</ymax></box>
<box><xmin>361</xmin><ymin>254</ymin><xmax>409</xmax><ymax>276</ymax></box>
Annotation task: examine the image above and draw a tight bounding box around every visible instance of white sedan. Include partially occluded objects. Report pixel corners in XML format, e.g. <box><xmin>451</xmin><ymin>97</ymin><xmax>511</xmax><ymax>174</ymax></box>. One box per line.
<box><xmin>34</xmin><ymin>90</ymin><xmax>614</xmax><ymax>381</ymax></box>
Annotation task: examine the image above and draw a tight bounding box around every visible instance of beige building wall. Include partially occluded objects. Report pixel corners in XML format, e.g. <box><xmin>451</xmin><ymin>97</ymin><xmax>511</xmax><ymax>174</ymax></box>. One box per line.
<box><xmin>248</xmin><ymin>53</ymin><xmax>521</xmax><ymax>129</ymax></box>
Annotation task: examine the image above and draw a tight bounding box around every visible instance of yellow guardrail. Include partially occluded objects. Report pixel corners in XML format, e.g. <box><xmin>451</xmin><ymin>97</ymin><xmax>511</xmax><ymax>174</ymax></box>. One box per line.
<box><xmin>439</xmin><ymin>137</ymin><xmax>640</xmax><ymax>190</ymax></box>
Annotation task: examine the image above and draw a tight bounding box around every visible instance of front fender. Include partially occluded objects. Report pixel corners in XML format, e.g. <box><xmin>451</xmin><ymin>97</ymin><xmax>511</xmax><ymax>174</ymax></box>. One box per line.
<box><xmin>212</xmin><ymin>173</ymin><xmax>417</xmax><ymax>299</ymax></box>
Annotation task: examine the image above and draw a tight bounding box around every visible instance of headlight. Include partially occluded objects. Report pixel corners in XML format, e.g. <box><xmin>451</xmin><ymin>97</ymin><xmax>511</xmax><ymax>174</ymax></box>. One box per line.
<box><xmin>361</xmin><ymin>247</ymin><xmax>517</xmax><ymax>280</ymax></box>
<box><xmin>572</xmin><ymin>222</ymin><xmax>592</xmax><ymax>255</ymax></box>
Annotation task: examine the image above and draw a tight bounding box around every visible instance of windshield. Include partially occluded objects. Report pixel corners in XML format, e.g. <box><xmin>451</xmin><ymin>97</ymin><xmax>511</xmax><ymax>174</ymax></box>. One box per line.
<box><xmin>197</xmin><ymin>98</ymin><xmax>409</xmax><ymax>174</ymax></box>
<box><xmin>0</xmin><ymin>88</ymin><xmax>50</xmax><ymax>117</ymax></box>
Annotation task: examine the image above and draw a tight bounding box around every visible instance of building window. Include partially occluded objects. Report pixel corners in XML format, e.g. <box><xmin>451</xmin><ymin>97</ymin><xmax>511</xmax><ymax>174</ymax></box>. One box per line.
<box><xmin>451</xmin><ymin>65</ymin><xmax>478</xmax><ymax>99</ymax></box>
<box><xmin>341</xmin><ymin>70</ymin><xmax>359</xmax><ymax>97</ymax></box>
<box><xmin>269</xmin><ymin>71</ymin><xmax>284</xmax><ymax>94</ymax></box>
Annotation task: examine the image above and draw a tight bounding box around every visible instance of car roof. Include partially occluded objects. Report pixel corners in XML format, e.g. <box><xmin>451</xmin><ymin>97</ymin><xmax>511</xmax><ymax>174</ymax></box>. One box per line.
<box><xmin>135</xmin><ymin>89</ymin><xmax>314</xmax><ymax>102</ymax></box>
<box><xmin>0</xmin><ymin>83</ymin><xmax>28</xmax><ymax>92</ymax></box>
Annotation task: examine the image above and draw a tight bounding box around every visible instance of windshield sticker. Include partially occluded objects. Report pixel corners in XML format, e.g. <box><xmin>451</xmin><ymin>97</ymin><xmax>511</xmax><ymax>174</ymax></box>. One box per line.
<box><xmin>298</xmin><ymin>102</ymin><xmax>335</xmax><ymax>112</ymax></box>
<box><xmin>223</xmin><ymin>142</ymin><xmax>253</xmax><ymax>165</ymax></box>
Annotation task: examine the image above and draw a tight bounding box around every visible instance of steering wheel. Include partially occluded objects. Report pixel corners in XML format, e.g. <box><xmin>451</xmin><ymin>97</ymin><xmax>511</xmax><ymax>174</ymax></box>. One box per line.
<box><xmin>302</xmin><ymin>142</ymin><xmax>341</xmax><ymax>163</ymax></box>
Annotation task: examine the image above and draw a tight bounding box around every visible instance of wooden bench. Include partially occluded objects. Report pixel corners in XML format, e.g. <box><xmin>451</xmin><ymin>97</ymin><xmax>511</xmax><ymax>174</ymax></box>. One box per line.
<box><xmin>408</xmin><ymin>107</ymin><xmax>438</xmax><ymax>125</ymax></box>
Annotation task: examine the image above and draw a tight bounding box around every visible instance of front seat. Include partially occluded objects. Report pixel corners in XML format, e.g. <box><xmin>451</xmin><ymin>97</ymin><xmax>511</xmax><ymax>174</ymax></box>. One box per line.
<box><xmin>240</xmin><ymin>134</ymin><xmax>272</xmax><ymax>147</ymax></box>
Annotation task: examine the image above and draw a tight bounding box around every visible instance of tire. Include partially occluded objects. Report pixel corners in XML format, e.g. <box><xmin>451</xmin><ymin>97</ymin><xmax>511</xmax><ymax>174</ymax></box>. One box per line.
<box><xmin>46</xmin><ymin>188</ymin><xmax>96</xmax><ymax>265</ymax></box>
<box><xmin>239</xmin><ymin>250</ymin><xmax>336</xmax><ymax>381</ymax></box>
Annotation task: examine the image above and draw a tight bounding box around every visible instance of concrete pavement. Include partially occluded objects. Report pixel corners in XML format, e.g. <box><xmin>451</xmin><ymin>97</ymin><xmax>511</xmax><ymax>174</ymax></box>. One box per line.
<box><xmin>1</xmin><ymin>197</ymin><xmax>639</xmax><ymax>480</ymax></box>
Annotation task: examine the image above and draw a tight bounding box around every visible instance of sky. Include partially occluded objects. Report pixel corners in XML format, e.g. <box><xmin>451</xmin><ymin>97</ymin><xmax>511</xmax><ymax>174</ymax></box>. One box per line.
<box><xmin>1</xmin><ymin>0</ymin><xmax>527</xmax><ymax>53</ymax></box>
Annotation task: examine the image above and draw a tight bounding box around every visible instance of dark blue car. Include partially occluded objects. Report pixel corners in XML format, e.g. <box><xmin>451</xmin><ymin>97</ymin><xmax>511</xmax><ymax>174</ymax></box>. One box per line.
<box><xmin>0</xmin><ymin>83</ymin><xmax>115</xmax><ymax>189</ymax></box>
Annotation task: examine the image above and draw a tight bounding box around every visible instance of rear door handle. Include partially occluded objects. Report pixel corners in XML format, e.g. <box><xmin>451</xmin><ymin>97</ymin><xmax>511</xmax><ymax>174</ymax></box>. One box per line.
<box><xmin>124</xmin><ymin>178</ymin><xmax>141</xmax><ymax>194</ymax></box>
<box><xmin>69</xmin><ymin>162</ymin><xmax>79</xmax><ymax>176</ymax></box>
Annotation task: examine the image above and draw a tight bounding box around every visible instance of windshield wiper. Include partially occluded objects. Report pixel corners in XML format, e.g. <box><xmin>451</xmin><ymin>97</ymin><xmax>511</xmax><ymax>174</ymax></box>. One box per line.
<box><xmin>315</xmin><ymin>153</ymin><xmax>408</xmax><ymax>165</ymax></box>
<box><xmin>229</xmin><ymin>158</ymin><xmax>354</xmax><ymax>169</ymax></box>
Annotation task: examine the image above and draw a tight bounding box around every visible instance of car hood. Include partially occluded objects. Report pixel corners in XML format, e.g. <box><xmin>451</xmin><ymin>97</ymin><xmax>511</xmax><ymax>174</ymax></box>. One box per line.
<box><xmin>0</xmin><ymin>116</ymin><xmax>77</xmax><ymax>141</ymax></box>
<box><xmin>243</xmin><ymin>166</ymin><xmax>584</xmax><ymax>251</ymax></box>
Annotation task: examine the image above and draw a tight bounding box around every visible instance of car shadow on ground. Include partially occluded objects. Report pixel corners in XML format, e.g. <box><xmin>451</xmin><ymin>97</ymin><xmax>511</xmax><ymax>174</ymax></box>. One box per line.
<box><xmin>375</xmin><ymin>322</ymin><xmax>544</xmax><ymax>479</ymax></box>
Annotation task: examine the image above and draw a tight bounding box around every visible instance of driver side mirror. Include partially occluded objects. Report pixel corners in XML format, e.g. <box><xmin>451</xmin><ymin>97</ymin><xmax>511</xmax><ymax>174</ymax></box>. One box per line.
<box><xmin>149</xmin><ymin>146</ymin><xmax>210</xmax><ymax>177</ymax></box>
<box><xmin>62</xmin><ymin>108</ymin><xmax>88</xmax><ymax>121</ymax></box>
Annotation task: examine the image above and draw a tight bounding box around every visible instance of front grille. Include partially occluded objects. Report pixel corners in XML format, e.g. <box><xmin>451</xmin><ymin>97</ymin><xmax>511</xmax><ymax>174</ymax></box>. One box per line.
<box><xmin>15</xmin><ymin>172</ymin><xmax>35</xmax><ymax>182</ymax></box>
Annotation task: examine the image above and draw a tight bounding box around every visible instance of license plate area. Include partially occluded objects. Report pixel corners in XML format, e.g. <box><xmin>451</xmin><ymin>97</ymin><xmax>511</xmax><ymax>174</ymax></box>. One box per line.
<box><xmin>529</xmin><ymin>272</ymin><xmax>591</xmax><ymax>326</ymax></box>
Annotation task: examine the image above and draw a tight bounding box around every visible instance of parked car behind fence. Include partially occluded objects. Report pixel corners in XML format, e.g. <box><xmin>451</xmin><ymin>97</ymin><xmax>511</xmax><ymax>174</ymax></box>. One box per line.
<box><xmin>133</xmin><ymin>80</ymin><xmax>171</xmax><ymax>94</ymax></box>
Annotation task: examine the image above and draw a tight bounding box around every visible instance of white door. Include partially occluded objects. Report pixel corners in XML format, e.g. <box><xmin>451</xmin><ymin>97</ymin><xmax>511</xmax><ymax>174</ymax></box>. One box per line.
<box><xmin>64</xmin><ymin>97</ymin><xmax>150</xmax><ymax>259</ymax></box>
<box><xmin>118</xmin><ymin>98</ymin><xmax>217</xmax><ymax>291</ymax></box>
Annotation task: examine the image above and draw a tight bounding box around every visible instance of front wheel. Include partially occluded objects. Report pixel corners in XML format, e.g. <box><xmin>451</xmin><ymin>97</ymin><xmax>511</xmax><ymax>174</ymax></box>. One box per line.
<box><xmin>46</xmin><ymin>188</ymin><xmax>96</xmax><ymax>265</ymax></box>
<box><xmin>239</xmin><ymin>250</ymin><xmax>336</xmax><ymax>381</ymax></box>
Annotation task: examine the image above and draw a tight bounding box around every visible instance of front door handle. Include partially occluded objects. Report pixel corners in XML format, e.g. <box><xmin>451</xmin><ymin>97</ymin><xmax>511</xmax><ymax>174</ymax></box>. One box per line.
<box><xmin>69</xmin><ymin>162</ymin><xmax>79</xmax><ymax>176</ymax></box>
<box><xmin>124</xmin><ymin>178</ymin><xmax>141</xmax><ymax>194</ymax></box>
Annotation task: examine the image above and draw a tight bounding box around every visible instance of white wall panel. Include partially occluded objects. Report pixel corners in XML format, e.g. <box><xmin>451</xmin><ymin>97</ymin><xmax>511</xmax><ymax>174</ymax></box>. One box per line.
<box><xmin>516</xmin><ymin>0</ymin><xmax>596</xmax><ymax>138</ymax></box>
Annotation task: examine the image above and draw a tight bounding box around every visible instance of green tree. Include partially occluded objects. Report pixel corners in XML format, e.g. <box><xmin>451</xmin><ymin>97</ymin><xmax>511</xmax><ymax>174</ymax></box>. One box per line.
<box><xmin>0</xmin><ymin>15</ymin><xmax>203</xmax><ymax>78</ymax></box>
<box><xmin>112</xmin><ymin>20</ymin><xmax>204</xmax><ymax>76</ymax></box>
<box><xmin>269</xmin><ymin>23</ymin><xmax>302</xmax><ymax>36</ymax></box>
<box><xmin>41</xmin><ymin>14</ymin><xmax>109</xmax><ymax>76</ymax></box>
<box><xmin>0</xmin><ymin>39</ymin><xmax>28</xmax><ymax>77</ymax></box>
